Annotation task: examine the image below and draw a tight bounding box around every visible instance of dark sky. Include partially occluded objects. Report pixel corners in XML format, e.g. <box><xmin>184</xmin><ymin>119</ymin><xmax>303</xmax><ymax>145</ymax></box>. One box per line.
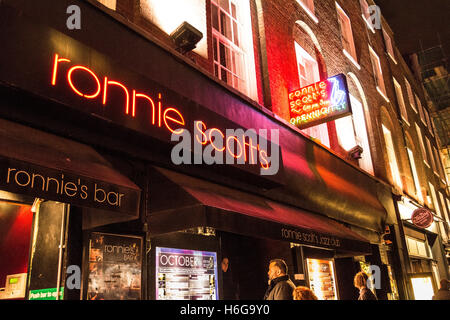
<box><xmin>376</xmin><ymin>0</ymin><xmax>450</xmax><ymax>55</ymax></box>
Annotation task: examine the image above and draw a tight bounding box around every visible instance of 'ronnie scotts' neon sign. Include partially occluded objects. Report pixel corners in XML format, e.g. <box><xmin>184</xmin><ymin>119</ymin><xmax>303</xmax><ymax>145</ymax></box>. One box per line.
<box><xmin>288</xmin><ymin>74</ymin><xmax>351</xmax><ymax>129</ymax></box>
<box><xmin>50</xmin><ymin>54</ymin><xmax>272</xmax><ymax>171</ymax></box>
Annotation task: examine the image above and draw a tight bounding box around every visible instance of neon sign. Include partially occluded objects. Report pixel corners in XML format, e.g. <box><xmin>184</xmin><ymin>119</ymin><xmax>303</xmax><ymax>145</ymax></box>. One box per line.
<box><xmin>50</xmin><ymin>54</ymin><xmax>274</xmax><ymax>172</ymax></box>
<box><xmin>288</xmin><ymin>74</ymin><xmax>351</xmax><ymax>129</ymax></box>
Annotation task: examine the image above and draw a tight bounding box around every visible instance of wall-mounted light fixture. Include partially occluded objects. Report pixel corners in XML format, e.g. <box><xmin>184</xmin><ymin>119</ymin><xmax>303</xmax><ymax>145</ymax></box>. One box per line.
<box><xmin>170</xmin><ymin>21</ymin><xmax>203</xmax><ymax>54</ymax></box>
<box><xmin>348</xmin><ymin>145</ymin><xmax>363</xmax><ymax>160</ymax></box>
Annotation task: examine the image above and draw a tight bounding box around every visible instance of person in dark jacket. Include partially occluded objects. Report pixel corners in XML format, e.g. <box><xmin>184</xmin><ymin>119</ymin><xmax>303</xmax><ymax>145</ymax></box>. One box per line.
<box><xmin>263</xmin><ymin>259</ymin><xmax>295</xmax><ymax>300</ymax></box>
<box><xmin>221</xmin><ymin>257</ymin><xmax>239</xmax><ymax>300</ymax></box>
<box><xmin>432</xmin><ymin>279</ymin><xmax>450</xmax><ymax>300</ymax></box>
<box><xmin>354</xmin><ymin>271</ymin><xmax>377</xmax><ymax>300</ymax></box>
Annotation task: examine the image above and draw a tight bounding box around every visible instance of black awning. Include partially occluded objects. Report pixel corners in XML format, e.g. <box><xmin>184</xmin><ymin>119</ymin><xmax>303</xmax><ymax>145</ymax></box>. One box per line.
<box><xmin>147</xmin><ymin>166</ymin><xmax>372</xmax><ymax>255</ymax></box>
<box><xmin>0</xmin><ymin>118</ymin><xmax>140</xmax><ymax>220</ymax></box>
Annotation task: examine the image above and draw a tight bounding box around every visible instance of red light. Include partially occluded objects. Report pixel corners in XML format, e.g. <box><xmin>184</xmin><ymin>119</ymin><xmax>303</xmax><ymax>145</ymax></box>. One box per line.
<box><xmin>226</xmin><ymin>135</ymin><xmax>243</xmax><ymax>159</ymax></box>
<box><xmin>132</xmin><ymin>90</ymin><xmax>156</xmax><ymax>123</ymax></box>
<box><xmin>67</xmin><ymin>65</ymin><xmax>101</xmax><ymax>99</ymax></box>
<box><xmin>209</xmin><ymin>128</ymin><xmax>225</xmax><ymax>152</ymax></box>
<box><xmin>51</xmin><ymin>54</ymin><xmax>70</xmax><ymax>86</ymax></box>
<box><xmin>103</xmin><ymin>77</ymin><xmax>130</xmax><ymax>114</ymax></box>
<box><xmin>163</xmin><ymin>107</ymin><xmax>185</xmax><ymax>134</ymax></box>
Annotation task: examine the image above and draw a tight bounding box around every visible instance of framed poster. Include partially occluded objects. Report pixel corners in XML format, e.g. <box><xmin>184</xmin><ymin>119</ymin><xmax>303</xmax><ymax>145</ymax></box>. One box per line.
<box><xmin>86</xmin><ymin>232</ymin><xmax>143</xmax><ymax>300</ymax></box>
<box><xmin>155</xmin><ymin>247</ymin><xmax>218</xmax><ymax>300</ymax></box>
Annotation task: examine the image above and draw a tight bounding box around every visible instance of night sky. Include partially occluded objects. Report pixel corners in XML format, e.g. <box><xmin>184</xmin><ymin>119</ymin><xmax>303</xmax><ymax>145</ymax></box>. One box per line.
<box><xmin>376</xmin><ymin>0</ymin><xmax>450</xmax><ymax>55</ymax></box>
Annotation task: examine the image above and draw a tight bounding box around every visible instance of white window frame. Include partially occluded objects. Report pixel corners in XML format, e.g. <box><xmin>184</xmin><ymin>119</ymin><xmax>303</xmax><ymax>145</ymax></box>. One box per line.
<box><xmin>294</xmin><ymin>42</ymin><xmax>330</xmax><ymax>148</ymax></box>
<box><xmin>382</xmin><ymin>29</ymin><xmax>397</xmax><ymax>64</ymax></box>
<box><xmin>415</xmin><ymin>123</ymin><xmax>429</xmax><ymax>168</ymax></box>
<box><xmin>97</xmin><ymin>0</ymin><xmax>116</xmax><ymax>10</ymax></box>
<box><xmin>407</xmin><ymin>148</ymin><xmax>423</xmax><ymax>203</ymax></box>
<box><xmin>433</xmin><ymin>146</ymin><xmax>445</xmax><ymax>179</ymax></box>
<box><xmin>336</xmin><ymin>3</ymin><xmax>360</xmax><ymax>70</ymax></box>
<box><xmin>426</xmin><ymin>136</ymin><xmax>438</xmax><ymax>175</ymax></box>
<box><xmin>416</xmin><ymin>94</ymin><xmax>427</xmax><ymax>126</ymax></box>
<box><xmin>382</xmin><ymin>124</ymin><xmax>402</xmax><ymax>189</ymax></box>
<box><xmin>296</xmin><ymin>0</ymin><xmax>319</xmax><ymax>24</ymax></box>
<box><xmin>369</xmin><ymin>46</ymin><xmax>389</xmax><ymax>102</ymax></box>
<box><xmin>405</xmin><ymin>78</ymin><xmax>417</xmax><ymax>112</ymax></box>
<box><xmin>360</xmin><ymin>0</ymin><xmax>375</xmax><ymax>33</ymax></box>
<box><xmin>393</xmin><ymin>77</ymin><xmax>408</xmax><ymax>124</ymax></box>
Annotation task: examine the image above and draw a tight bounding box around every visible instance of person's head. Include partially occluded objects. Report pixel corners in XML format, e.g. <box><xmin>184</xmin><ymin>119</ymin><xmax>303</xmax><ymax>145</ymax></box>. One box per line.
<box><xmin>293</xmin><ymin>286</ymin><xmax>318</xmax><ymax>300</ymax></box>
<box><xmin>267</xmin><ymin>259</ymin><xmax>288</xmax><ymax>281</ymax></box>
<box><xmin>439</xmin><ymin>279</ymin><xmax>449</xmax><ymax>290</ymax></box>
<box><xmin>221</xmin><ymin>257</ymin><xmax>229</xmax><ymax>273</ymax></box>
<box><xmin>353</xmin><ymin>271</ymin><xmax>369</xmax><ymax>289</ymax></box>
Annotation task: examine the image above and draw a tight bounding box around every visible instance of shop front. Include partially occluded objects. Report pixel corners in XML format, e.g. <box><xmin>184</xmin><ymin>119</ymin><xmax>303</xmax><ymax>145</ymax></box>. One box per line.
<box><xmin>0</xmin><ymin>1</ymin><xmax>395</xmax><ymax>300</ymax></box>
<box><xmin>396</xmin><ymin>197</ymin><xmax>449</xmax><ymax>300</ymax></box>
<box><xmin>0</xmin><ymin>119</ymin><xmax>142</xmax><ymax>300</ymax></box>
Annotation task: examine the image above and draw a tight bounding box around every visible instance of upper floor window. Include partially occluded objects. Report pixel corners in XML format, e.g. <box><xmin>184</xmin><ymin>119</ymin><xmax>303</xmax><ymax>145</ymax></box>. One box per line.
<box><xmin>393</xmin><ymin>77</ymin><xmax>408</xmax><ymax>124</ymax></box>
<box><xmin>211</xmin><ymin>0</ymin><xmax>257</xmax><ymax>99</ymax></box>
<box><xmin>415</xmin><ymin>94</ymin><xmax>427</xmax><ymax>125</ymax></box>
<box><xmin>336</xmin><ymin>3</ymin><xmax>359</xmax><ymax>69</ymax></box>
<box><xmin>97</xmin><ymin>0</ymin><xmax>116</xmax><ymax>10</ymax></box>
<box><xmin>416</xmin><ymin>123</ymin><xmax>429</xmax><ymax>167</ymax></box>
<box><xmin>382</xmin><ymin>29</ymin><xmax>396</xmax><ymax>63</ymax></box>
<box><xmin>369</xmin><ymin>46</ymin><xmax>388</xmax><ymax>102</ymax></box>
<box><xmin>405</xmin><ymin>78</ymin><xmax>417</xmax><ymax>112</ymax></box>
<box><xmin>382</xmin><ymin>124</ymin><xmax>402</xmax><ymax>189</ymax></box>
<box><xmin>212</xmin><ymin>0</ymin><xmax>245</xmax><ymax>92</ymax></box>
<box><xmin>426</xmin><ymin>136</ymin><xmax>438</xmax><ymax>174</ymax></box>
<box><xmin>294</xmin><ymin>42</ymin><xmax>330</xmax><ymax>148</ymax></box>
<box><xmin>360</xmin><ymin>0</ymin><xmax>375</xmax><ymax>33</ymax></box>
<box><xmin>407</xmin><ymin>148</ymin><xmax>423</xmax><ymax>203</ymax></box>
<box><xmin>336</xmin><ymin>94</ymin><xmax>373</xmax><ymax>173</ymax></box>
<box><xmin>297</xmin><ymin>0</ymin><xmax>318</xmax><ymax>23</ymax></box>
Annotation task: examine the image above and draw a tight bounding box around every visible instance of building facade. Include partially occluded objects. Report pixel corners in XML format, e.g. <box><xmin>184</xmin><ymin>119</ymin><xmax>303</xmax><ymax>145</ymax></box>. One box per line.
<box><xmin>0</xmin><ymin>0</ymin><xmax>448</xmax><ymax>300</ymax></box>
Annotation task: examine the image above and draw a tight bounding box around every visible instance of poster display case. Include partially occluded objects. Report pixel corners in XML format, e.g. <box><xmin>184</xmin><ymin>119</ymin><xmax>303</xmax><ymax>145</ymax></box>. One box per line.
<box><xmin>86</xmin><ymin>232</ymin><xmax>142</xmax><ymax>300</ymax></box>
<box><xmin>306</xmin><ymin>258</ymin><xmax>338</xmax><ymax>300</ymax></box>
<box><xmin>156</xmin><ymin>247</ymin><xmax>218</xmax><ymax>300</ymax></box>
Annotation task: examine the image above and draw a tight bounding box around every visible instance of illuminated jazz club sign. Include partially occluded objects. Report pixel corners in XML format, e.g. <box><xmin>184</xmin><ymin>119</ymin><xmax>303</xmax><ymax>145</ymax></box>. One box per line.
<box><xmin>289</xmin><ymin>74</ymin><xmax>352</xmax><ymax>129</ymax></box>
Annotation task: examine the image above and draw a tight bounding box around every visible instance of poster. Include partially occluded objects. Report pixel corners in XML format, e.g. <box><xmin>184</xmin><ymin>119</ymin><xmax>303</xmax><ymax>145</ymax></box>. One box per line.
<box><xmin>307</xmin><ymin>258</ymin><xmax>337</xmax><ymax>300</ymax></box>
<box><xmin>87</xmin><ymin>233</ymin><xmax>142</xmax><ymax>300</ymax></box>
<box><xmin>156</xmin><ymin>247</ymin><xmax>218</xmax><ymax>300</ymax></box>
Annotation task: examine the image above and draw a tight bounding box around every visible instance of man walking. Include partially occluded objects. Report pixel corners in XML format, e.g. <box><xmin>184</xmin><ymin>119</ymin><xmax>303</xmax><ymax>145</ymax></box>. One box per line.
<box><xmin>263</xmin><ymin>259</ymin><xmax>295</xmax><ymax>300</ymax></box>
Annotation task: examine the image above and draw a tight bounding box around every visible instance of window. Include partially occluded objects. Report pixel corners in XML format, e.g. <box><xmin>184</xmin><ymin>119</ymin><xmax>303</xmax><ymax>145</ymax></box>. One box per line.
<box><xmin>383</xmin><ymin>29</ymin><xmax>396</xmax><ymax>63</ymax></box>
<box><xmin>424</xmin><ymin>107</ymin><xmax>433</xmax><ymax>132</ymax></box>
<box><xmin>407</xmin><ymin>148</ymin><xmax>423</xmax><ymax>202</ymax></box>
<box><xmin>211</xmin><ymin>0</ymin><xmax>257</xmax><ymax>98</ymax></box>
<box><xmin>438</xmin><ymin>192</ymin><xmax>450</xmax><ymax>225</ymax></box>
<box><xmin>336</xmin><ymin>3</ymin><xmax>359</xmax><ymax>69</ymax></box>
<box><xmin>297</xmin><ymin>0</ymin><xmax>318</xmax><ymax>23</ymax></box>
<box><xmin>336</xmin><ymin>94</ymin><xmax>373</xmax><ymax>173</ymax></box>
<box><xmin>406</xmin><ymin>237</ymin><xmax>430</xmax><ymax>258</ymax></box>
<box><xmin>294</xmin><ymin>42</ymin><xmax>330</xmax><ymax>147</ymax></box>
<box><xmin>360</xmin><ymin>0</ymin><xmax>375</xmax><ymax>33</ymax></box>
<box><xmin>415</xmin><ymin>94</ymin><xmax>426</xmax><ymax>125</ymax></box>
<box><xmin>433</xmin><ymin>146</ymin><xmax>445</xmax><ymax>178</ymax></box>
<box><xmin>393</xmin><ymin>77</ymin><xmax>408</xmax><ymax>123</ymax></box>
<box><xmin>382</xmin><ymin>124</ymin><xmax>402</xmax><ymax>188</ymax></box>
<box><xmin>97</xmin><ymin>0</ymin><xmax>116</xmax><ymax>10</ymax></box>
<box><xmin>405</xmin><ymin>78</ymin><xmax>417</xmax><ymax>112</ymax></box>
<box><xmin>426</xmin><ymin>137</ymin><xmax>438</xmax><ymax>174</ymax></box>
<box><xmin>415</xmin><ymin>123</ymin><xmax>429</xmax><ymax>167</ymax></box>
<box><xmin>369</xmin><ymin>46</ymin><xmax>388</xmax><ymax>101</ymax></box>
<box><xmin>429</xmin><ymin>183</ymin><xmax>447</xmax><ymax>240</ymax></box>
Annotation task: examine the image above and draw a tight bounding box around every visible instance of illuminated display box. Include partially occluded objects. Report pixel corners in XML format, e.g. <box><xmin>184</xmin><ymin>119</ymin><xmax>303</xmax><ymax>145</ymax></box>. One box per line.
<box><xmin>289</xmin><ymin>74</ymin><xmax>352</xmax><ymax>129</ymax></box>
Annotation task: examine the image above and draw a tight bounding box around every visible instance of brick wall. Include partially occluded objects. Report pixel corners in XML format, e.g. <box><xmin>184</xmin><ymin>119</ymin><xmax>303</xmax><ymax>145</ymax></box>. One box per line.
<box><xmin>90</xmin><ymin>0</ymin><xmax>450</xmax><ymax>208</ymax></box>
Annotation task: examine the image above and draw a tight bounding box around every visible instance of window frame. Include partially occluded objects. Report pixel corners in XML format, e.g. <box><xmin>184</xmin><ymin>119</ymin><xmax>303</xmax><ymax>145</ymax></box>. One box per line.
<box><xmin>393</xmin><ymin>77</ymin><xmax>408</xmax><ymax>124</ymax></box>
<box><xmin>369</xmin><ymin>46</ymin><xmax>389</xmax><ymax>102</ymax></box>
<box><xmin>359</xmin><ymin>0</ymin><xmax>376</xmax><ymax>33</ymax></box>
<box><xmin>296</xmin><ymin>0</ymin><xmax>319</xmax><ymax>24</ymax></box>
<box><xmin>382</xmin><ymin>28</ymin><xmax>397</xmax><ymax>64</ymax></box>
<box><xmin>407</xmin><ymin>147</ymin><xmax>423</xmax><ymax>203</ymax></box>
<box><xmin>382</xmin><ymin>124</ymin><xmax>402</xmax><ymax>189</ymax></box>
<box><xmin>405</xmin><ymin>78</ymin><xmax>417</xmax><ymax>113</ymax></box>
<box><xmin>336</xmin><ymin>3</ymin><xmax>360</xmax><ymax>69</ymax></box>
